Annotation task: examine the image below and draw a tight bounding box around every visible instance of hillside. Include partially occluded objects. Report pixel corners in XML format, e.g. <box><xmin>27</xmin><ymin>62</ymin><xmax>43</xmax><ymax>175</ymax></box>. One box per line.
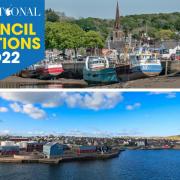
<box><xmin>73</xmin><ymin>12</ymin><xmax>180</xmax><ymax>40</ymax></box>
<box><xmin>45</xmin><ymin>9</ymin><xmax>180</xmax><ymax>50</ymax></box>
<box><xmin>46</xmin><ymin>9</ymin><xmax>180</xmax><ymax>40</ymax></box>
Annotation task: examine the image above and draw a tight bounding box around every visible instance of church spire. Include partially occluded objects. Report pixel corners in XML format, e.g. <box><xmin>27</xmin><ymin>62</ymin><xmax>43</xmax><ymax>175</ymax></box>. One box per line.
<box><xmin>114</xmin><ymin>1</ymin><xmax>120</xmax><ymax>30</ymax></box>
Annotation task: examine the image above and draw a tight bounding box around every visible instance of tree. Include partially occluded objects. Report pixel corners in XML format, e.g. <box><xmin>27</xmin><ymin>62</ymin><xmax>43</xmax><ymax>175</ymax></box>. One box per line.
<box><xmin>45</xmin><ymin>22</ymin><xmax>58</xmax><ymax>49</ymax></box>
<box><xmin>45</xmin><ymin>22</ymin><xmax>85</xmax><ymax>57</ymax></box>
<box><xmin>84</xmin><ymin>31</ymin><xmax>104</xmax><ymax>48</ymax></box>
<box><xmin>46</xmin><ymin>9</ymin><xmax>59</xmax><ymax>22</ymax></box>
<box><xmin>155</xmin><ymin>29</ymin><xmax>175</xmax><ymax>40</ymax></box>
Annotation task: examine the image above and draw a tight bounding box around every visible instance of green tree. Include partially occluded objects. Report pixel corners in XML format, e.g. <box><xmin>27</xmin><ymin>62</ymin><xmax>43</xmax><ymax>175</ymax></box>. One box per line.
<box><xmin>46</xmin><ymin>9</ymin><xmax>59</xmax><ymax>22</ymax></box>
<box><xmin>45</xmin><ymin>22</ymin><xmax>85</xmax><ymax>57</ymax></box>
<box><xmin>155</xmin><ymin>29</ymin><xmax>175</xmax><ymax>40</ymax></box>
<box><xmin>84</xmin><ymin>31</ymin><xmax>104</xmax><ymax>48</ymax></box>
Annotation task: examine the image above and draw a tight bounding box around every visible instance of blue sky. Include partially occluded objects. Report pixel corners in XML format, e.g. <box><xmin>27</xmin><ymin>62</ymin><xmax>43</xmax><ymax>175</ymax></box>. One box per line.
<box><xmin>46</xmin><ymin>0</ymin><xmax>180</xmax><ymax>18</ymax></box>
<box><xmin>0</xmin><ymin>92</ymin><xmax>179</xmax><ymax>137</ymax></box>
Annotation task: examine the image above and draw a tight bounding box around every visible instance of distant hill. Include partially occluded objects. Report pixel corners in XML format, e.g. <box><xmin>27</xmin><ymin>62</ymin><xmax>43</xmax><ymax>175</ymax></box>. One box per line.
<box><xmin>46</xmin><ymin>9</ymin><xmax>180</xmax><ymax>41</ymax></box>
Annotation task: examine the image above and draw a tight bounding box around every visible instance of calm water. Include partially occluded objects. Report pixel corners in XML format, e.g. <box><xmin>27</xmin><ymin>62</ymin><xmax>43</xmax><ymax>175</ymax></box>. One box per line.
<box><xmin>0</xmin><ymin>150</ymin><xmax>180</xmax><ymax>180</ymax></box>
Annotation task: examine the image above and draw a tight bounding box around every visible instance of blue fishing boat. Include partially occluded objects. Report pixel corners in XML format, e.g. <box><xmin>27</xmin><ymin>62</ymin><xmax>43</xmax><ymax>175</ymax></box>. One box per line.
<box><xmin>83</xmin><ymin>56</ymin><xmax>119</xmax><ymax>84</ymax></box>
<box><xmin>116</xmin><ymin>47</ymin><xmax>162</xmax><ymax>81</ymax></box>
<box><xmin>128</xmin><ymin>47</ymin><xmax>162</xmax><ymax>79</ymax></box>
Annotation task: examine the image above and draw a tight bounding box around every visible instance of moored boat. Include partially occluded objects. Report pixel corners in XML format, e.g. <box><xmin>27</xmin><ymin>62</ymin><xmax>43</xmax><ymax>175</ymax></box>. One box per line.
<box><xmin>175</xmin><ymin>49</ymin><xmax>180</xmax><ymax>61</ymax></box>
<box><xmin>36</xmin><ymin>61</ymin><xmax>64</xmax><ymax>80</ymax></box>
<box><xmin>83</xmin><ymin>56</ymin><xmax>119</xmax><ymax>84</ymax></box>
<box><xmin>20</xmin><ymin>66</ymin><xmax>38</xmax><ymax>78</ymax></box>
<box><xmin>117</xmin><ymin>47</ymin><xmax>162</xmax><ymax>81</ymax></box>
<box><xmin>170</xmin><ymin>47</ymin><xmax>180</xmax><ymax>73</ymax></box>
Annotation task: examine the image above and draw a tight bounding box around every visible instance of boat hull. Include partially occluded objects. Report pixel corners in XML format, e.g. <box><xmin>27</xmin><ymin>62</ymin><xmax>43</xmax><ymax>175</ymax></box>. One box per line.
<box><xmin>117</xmin><ymin>64</ymin><xmax>162</xmax><ymax>81</ymax></box>
<box><xmin>20</xmin><ymin>70</ymin><xmax>38</xmax><ymax>78</ymax></box>
<box><xmin>170</xmin><ymin>60</ymin><xmax>180</xmax><ymax>73</ymax></box>
<box><xmin>83</xmin><ymin>68</ymin><xmax>119</xmax><ymax>84</ymax></box>
<box><xmin>176</xmin><ymin>56</ymin><xmax>180</xmax><ymax>61</ymax></box>
<box><xmin>132</xmin><ymin>64</ymin><xmax>162</xmax><ymax>76</ymax></box>
<box><xmin>36</xmin><ymin>67</ymin><xmax>64</xmax><ymax>80</ymax></box>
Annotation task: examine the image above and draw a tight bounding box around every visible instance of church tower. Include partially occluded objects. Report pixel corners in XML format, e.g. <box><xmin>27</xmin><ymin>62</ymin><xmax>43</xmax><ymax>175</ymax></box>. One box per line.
<box><xmin>113</xmin><ymin>1</ymin><xmax>124</xmax><ymax>42</ymax></box>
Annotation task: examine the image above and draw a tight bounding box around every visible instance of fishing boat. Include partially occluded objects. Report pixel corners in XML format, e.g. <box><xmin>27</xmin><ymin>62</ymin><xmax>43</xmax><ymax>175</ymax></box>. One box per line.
<box><xmin>117</xmin><ymin>47</ymin><xmax>162</xmax><ymax>81</ymax></box>
<box><xmin>36</xmin><ymin>61</ymin><xmax>64</xmax><ymax>80</ymax></box>
<box><xmin>175</xmin><ymin>49</ymin><xmax>180</xmax><ymax>61</ymax></box>
<box><xmin>83</xmin><ymin>56</ymin><xmax>119</xmax><ymax>84</ymax></box>
<box><xmin>20</xmin><ymin>65</ymin><xmax>38</xmax><ymax>78</ymax></box>
<box><xmin>169</xmin><ymin>47</ymin><xmax>180</xmax><ymax>73</ymax></box>
<box><xmin>129</xmin><ymin>47</ymin><xmax>162</xmax><ymax>78</ymax></box>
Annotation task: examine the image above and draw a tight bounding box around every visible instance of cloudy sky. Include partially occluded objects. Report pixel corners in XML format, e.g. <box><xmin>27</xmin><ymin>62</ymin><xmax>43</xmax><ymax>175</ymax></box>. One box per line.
<box><xmin>46</xmin><ymin>0</ymin><xmax>180</xmax><ymax>18</ymax></box>
<box><xmin>0</xmin><ymin>92</ymin><xmax>179</xmax><ymax>137</ymax></box>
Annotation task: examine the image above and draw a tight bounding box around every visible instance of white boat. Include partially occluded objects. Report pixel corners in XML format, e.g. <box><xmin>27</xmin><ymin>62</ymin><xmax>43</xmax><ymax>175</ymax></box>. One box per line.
<box><xmin>127</xmin><ymin>47</ymin><xmax>162</xmax><ymax>79</ymax></box>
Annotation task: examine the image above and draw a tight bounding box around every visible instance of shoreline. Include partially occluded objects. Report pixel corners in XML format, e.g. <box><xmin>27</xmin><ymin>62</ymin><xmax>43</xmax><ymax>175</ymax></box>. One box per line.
<box><xmin>1</xmin><ymin>75</ymin><xmax>180</xmax><ymax>88</ymax></box>
<box><xmin>0</xmin><ymin>150</ymin><xmax>122</xmax><ymax>165</ymax></box>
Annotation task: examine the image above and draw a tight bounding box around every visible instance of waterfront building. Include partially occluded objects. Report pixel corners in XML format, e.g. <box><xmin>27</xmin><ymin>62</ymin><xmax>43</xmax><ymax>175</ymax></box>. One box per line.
<box><xmin>1</xmin><ymin>141</ymin><xmax>15</xmax><ymax>146</ymax></box>
<box><xmin>43</xmin><ymin>142</ymin><xmax>64</xmax><ymax>159</ymax></box>
<box><xmin>16</xmin><ymin>141</ymin><xmax>28</xmax><ymax>150</ymax></box>
<box><xmin>27</xmin><ymin>142</ymin><xmax>44</xmax><ymax>152</ymax></box>
<box><xmin>0</xmin><ymin>146</ymin><xmax>19</xmax><ymax>155</ymax></box>
<box><xmin>136</xmin><ymin>141</ymin><xmax>145</xmax><ymax>147</ymax></box>
<box><xmin>76</xmin><ymin>146</ymin><xmax>97</xmax><ymax>154</ymax></box>
<box><xmin>9</xmin><ymin>138</ymin><xmax>29</xmax><ymax>142</ymax></box>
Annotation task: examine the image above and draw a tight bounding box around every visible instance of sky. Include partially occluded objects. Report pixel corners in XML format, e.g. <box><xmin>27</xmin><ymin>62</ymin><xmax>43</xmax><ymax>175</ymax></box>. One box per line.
<box><xmin>0</xmin><ymin>91</ymin><xmax>179</xmax><ymax>137</ymax></box>
<box><xmin>46</xmin><ymin>0</ymin><xmax>180</xmax><ymax>19</ymax></box>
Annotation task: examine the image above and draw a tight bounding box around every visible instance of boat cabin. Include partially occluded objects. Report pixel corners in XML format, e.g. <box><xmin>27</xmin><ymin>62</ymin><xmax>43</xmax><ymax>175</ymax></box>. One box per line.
<box><xmin>131</xmin><ymin>53</ymin><xmax>158</xmax><ymax>64</ymax></box>
<box><xmin>88</xmin><ymin>57</ymin><xmax>109</xmax><ymax>70</ymax></box>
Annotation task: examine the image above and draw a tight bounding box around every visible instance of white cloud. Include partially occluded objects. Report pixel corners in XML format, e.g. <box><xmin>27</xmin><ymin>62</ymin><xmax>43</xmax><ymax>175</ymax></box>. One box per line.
<box><xmin>10</xmin><ymin>103</ymin><xmax>46</xmax><ymax>120</ymax></box>
<box><xmin>149</xmin><ymin>92</ymin><xmax>176</xmax><ymax>99</ymax></box>
<box><xmin>0</xmin><ymin>92</ymin><xmax>63</xmax><ymax>105</ymax></box>
<box><xmin>23</xmin><ymin>104</ymin><xmax>46</xmax><ymax>120</ymax></box>
<box><xmin>65</xmin><ymin>92</ymin><xmax>123</xmax><ymax>110</ymax></box>
<box><xmin>0</xmin><ymin>107</ymin><xmax>8</xmax><ymax>113</ymax></box>
<box><xmin>126</xmin><ymin>102</ymin><xmax>141</xmax><ymax>110</ymax></box>
<box><xmin>0</xmin><ymin>92</ymin><xmax>123</xmax><ymax>111</ymax></box>
<box><xmin>10</xmin><ymin>103</ymin><xmax>21</xmax><ymax>112</ymax></box>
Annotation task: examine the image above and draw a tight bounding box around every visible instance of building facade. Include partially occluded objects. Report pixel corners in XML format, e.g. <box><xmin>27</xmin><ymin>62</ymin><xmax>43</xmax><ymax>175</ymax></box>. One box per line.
<box><xmin>76</xmin><ymin>145</ymin><xmax>97</xmax><ymax>154</ymax></box>
<box><xmin>43</xmin><ymin>142</ymin><xmax>64</xmax><ymax>159</ymax></box>
<box><xmin>0</xmin><ymin>146</ymin><xmax>19</xmax><ymax>155</ymax></box>
<box><xmin>27</xmin><ymin>142</ymin><xmax>44</xmax><ymax>152</ymax></box>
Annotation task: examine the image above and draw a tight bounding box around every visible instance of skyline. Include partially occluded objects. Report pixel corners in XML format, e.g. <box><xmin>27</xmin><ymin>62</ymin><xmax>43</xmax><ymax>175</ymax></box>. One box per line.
<box><xmin>46</xmin><ymin>0</ymin><xmax>180</xmax><ymax>19</ymax></box>
<box><xmin>0</xmin><ymin>92</ymin><xmax>179</xmax><ymax>137</ymax></box>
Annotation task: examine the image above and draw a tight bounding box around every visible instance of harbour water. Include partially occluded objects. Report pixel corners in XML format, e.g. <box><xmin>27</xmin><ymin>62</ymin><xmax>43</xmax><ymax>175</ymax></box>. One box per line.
<box><xmin>1</xmin><ymin>150</ymin><xmax>180</xmax><ymax>180</ymax></box>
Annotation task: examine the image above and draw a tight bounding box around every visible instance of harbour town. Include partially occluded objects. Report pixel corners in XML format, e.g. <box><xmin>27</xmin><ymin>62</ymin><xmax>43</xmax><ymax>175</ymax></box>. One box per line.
<box><xmin>0</xmin><ymin>91</ymin><xmax>180</xmax><ymax>179</ymax></box>
<box><xmin>0</xmin><ymin>1</ymin><xmax>180</xmax><ymax>88</ymax></box>
<box><xmin>1</xmin><ymin>135</ymin><xmax>180</xmax><ymax>164</ymax></box>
